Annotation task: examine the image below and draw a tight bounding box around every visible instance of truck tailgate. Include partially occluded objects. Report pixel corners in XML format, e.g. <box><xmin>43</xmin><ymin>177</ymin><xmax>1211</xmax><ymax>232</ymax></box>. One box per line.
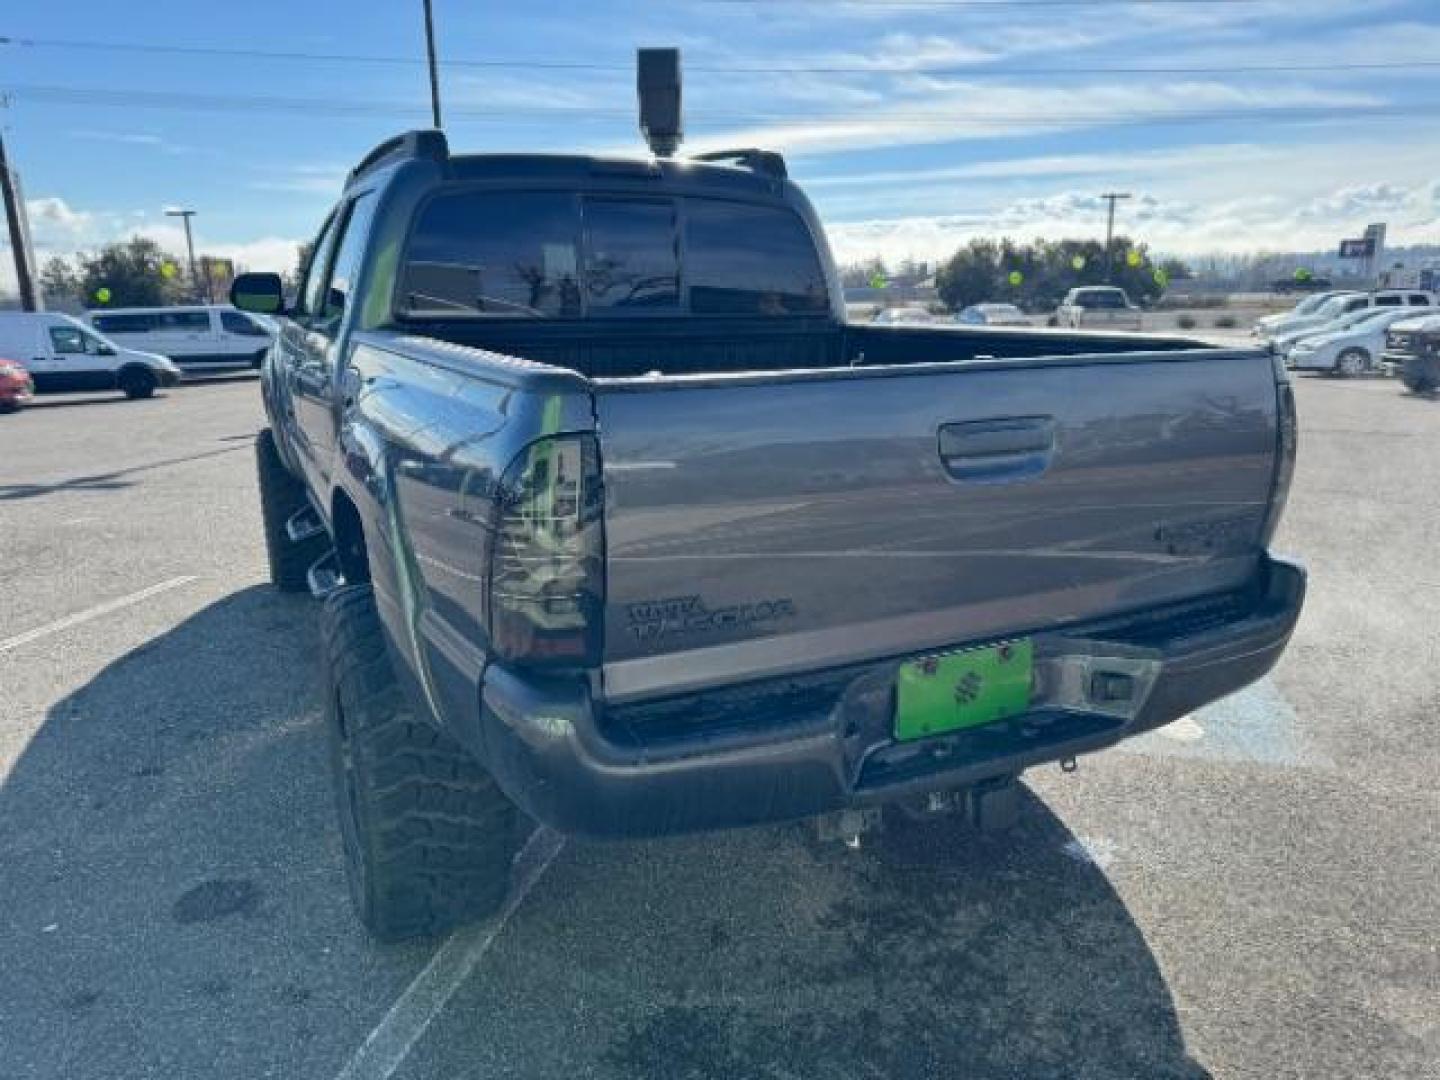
<box><xmin>594</xmin><ymin>351</ymin><xmax>1278</xmax><ymax>703</ymax></box>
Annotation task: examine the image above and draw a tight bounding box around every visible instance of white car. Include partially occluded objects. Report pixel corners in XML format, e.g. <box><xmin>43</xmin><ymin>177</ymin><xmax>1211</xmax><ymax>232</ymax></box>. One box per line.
<box><xmin>872</xmin><ymin>307</ymin><xmax>942</xmax><ymax>325</ymax></box>
<box><xmin>1287</xmin><ymin>307</ymin><xmax>1431</xmax><ymax>376</ymax></box>
<box><xmin>956</xmin><ymin>303</ymin><xmax>1032</xmax><ymax>327</ymax></box>
<box><xmin>1056</xmin><ymin>287</ymin><xmax>1142</xmax><ymax>331</ymax></box>
<box><xmin>87</xmin><ymin>304</ymin><xmax>275</xmax><ymax>373</ymax></box>
<box><xmin>1261</xmin><ymin>290</ymin><xmax>1434</xmax><ymax>341</ymax></box>
<box><xmin>0</xmin><ymin>312</ymin><xmax>181</xmax><ymax>399</ymax></box>
<box><xmin>1270</xmin><ymin>304</ymin><xmax>1401</xmax><ymax>357</ymax></box>
<box><xmin>1252</xmin><ymin>290</ymin><xmax>1356</xmax><ymax>337</ymax></box>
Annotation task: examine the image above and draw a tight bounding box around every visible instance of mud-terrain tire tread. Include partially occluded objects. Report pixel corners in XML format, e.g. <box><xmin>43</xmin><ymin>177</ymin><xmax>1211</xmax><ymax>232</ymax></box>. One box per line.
<box><xmin>322</xmin><ymin>583</ymin><xmax>518</xmax><ymax>940</ymax></box>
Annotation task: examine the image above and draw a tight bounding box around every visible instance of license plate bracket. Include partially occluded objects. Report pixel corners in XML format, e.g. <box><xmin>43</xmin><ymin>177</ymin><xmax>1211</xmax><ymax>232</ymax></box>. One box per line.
<box><xmin>894</xmin><ymin>639</ymin><xmax>1034</xmax><ymax>742</ymax></box>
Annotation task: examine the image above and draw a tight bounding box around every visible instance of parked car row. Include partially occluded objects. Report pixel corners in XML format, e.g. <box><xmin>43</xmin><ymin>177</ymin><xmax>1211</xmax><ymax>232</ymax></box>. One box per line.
<box><xmin>869</xmin><ymin>294</ymin><xmax>1124</xmax><ymax>329</ymax></box>
<box><xmin>1252</xmin><ymin>289</ymin><xmax>1438</xmax><ymax>377</ymax></box>
<box><xmin>0</xmin><ymin>304</ymin><xmax>276</xmax><ymax>412</ymax></box>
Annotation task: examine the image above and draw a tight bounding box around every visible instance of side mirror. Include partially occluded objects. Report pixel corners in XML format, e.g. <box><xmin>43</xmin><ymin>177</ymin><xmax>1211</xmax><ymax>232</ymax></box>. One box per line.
<box><xmin>231</xmin><ymin>272</ymin><xmax>286</xmax><ymax>316</ymax></box>
<box><xmin>97</xmin><ymin>343</ymin><xmax>116</xmax><ymax>356</ymax></box>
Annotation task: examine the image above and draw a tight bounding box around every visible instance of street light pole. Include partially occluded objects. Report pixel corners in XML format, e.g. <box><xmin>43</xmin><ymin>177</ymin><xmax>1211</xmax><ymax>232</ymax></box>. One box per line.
<box><xmin>165</xmin><ymin>207</ymin><xmax>205</xmax><ymax>301</ymax></box>
<box><xmin>422</xmin><ymin>0</ymin><xmax>442</xmax><ymax>128</ymax></box>
<box><xmin>1100</xmin><ymin>192</ymin><xmax>1131</xmax><ymax>283</ymax></box>
<box><xmin>0</xmin><ymin>133</ymin><xmax>40</xmax><ymax>311</ymax></box>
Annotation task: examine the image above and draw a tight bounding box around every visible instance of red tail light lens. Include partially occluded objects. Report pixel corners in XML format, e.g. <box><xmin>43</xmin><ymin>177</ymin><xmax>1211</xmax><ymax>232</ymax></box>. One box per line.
<box><xmin>488</xmin><ymin>434</ymin><xmax>604</xmax><ymax>667</ymax></box>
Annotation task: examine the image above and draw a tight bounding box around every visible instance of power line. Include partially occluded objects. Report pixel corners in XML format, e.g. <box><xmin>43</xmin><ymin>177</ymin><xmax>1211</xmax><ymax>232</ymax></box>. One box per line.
<box><xmin>5</xmin><ymin>82</ymin><xmax>1435</xmax><ymax>127</ymax></box>
<box><xmin>5</xmin><ymin>34</ymin><xmax>1440</xmax><ymax>77</ymax></box>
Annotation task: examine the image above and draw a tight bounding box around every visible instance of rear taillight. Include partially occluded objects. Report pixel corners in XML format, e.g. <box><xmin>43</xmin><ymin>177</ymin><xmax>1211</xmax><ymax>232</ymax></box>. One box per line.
<box><xmin>488</xmin><ymin>434</ymin><xmax>604</xmax><ymax>668</ymax></box>
<box><xmin>1261</xmin><ymin>360</ymin><xmax>1297</xmax><ymax>546</ymax></box>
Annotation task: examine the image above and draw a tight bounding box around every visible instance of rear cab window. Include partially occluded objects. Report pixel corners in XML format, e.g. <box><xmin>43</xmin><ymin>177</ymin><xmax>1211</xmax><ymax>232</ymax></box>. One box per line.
<box><xmin>402</xmin><ymin>192</ymin><xmax>581</xmax><ymax>318</ymax></box>
<box><xmin>1078</xmin><ymin>289</ymin><xmax>1126</xmax><ymax>309</ymax></box>
<box><xmin>396</xmin><ymin>189</ymin><xmax>825</xmax><ymax>320</ymax></box>
<box><xmin>685</xmin><ymin>199</ymin><xmax>827</xmax><ymax>316</ymax></box>
<box><xmin>584</xmin><ymin>198</ymin><xmax>679</xmax><ymax>313</ymax></box>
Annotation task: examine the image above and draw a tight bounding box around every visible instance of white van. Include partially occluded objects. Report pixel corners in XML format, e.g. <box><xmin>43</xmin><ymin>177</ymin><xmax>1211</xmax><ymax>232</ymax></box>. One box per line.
<box><xmin>0</xmin><ymin>312</ymin><xmax>181</xmax><ymax>399</ymax></box>
<box><xmin>87</xmin><ymin>304</ymin><xmax>275</xmax><ymax>372</ymax></box>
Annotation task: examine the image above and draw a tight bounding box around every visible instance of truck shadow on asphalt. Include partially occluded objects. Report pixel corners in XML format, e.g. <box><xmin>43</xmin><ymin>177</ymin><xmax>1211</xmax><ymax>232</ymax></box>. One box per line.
<box><xmin>456</xmin><ymin>796</ymin><xmax>1212</xmax><ymax>1080</ymax></box>
<box><xmin>0</xmin><ymin>445</ymin><xmax>247</xmax><ymax>501</ymax></box>
<box><xmin>0</xmin><ymin>586</ymin><xmax>1208</xmax><ymax>1079</ymax></box>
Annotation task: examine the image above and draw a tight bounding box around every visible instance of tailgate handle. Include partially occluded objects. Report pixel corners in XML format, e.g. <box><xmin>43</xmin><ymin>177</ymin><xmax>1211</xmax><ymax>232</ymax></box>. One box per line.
<box><xmin>939</xmin><ymin>417</ymin><xmax>1055</xmax><ymax>483</ymax></box>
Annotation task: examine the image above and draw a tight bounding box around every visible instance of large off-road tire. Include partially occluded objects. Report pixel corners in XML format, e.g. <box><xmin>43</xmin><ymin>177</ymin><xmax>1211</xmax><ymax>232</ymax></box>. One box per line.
<box><xmin>255</xmin><ymin>427</ymin><xmax>327</xmax><ymax>592</ymax></box>
<box><xmin>322</xmin><ymin>584</ymin><xmax>520</xmax><ymax>941</ymax></box>
<box><xmin>118</xmin><ymin>366</ymin><xmax>157</xmax><ymax>400</ymax></box>
<box><xmin>1401</xmin><ymin>353</ymin><xmax>1440</xmax><ymax>394</ymax></box>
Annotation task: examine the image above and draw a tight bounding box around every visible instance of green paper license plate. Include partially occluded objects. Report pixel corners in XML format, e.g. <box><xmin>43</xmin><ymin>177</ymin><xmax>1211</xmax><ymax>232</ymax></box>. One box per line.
<box><xmin>894</xmin><ymin>639</ymin><xmax>1034</xmax><ymax>742</ymax></box>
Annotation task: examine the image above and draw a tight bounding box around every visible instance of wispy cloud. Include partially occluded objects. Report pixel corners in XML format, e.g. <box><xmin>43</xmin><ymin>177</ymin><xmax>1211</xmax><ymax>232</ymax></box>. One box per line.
<box><xmin>249</xmin><ymin>164</ymin><xmax>347</xmax><ymax>195</ymax></box>
<box><xmin>684</xmin><ymin>77</ymin><xmax>1381</xmax><ymax>156</ymax></box>
<box><xmin>68</xmin><ymin>129</ymin><xmax>195</xmax><ymax>156</ymax></box>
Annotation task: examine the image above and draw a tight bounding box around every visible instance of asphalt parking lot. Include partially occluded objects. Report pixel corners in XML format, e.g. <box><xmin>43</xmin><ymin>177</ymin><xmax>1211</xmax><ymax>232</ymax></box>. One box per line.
<box><xmin>1</xmin><ymin>373</ymin><xmax>1437</xmax><ymax>1079</ymax></box>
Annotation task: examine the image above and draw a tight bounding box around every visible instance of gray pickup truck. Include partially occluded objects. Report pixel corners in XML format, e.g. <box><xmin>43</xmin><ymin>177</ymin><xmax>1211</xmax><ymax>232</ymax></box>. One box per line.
<box><xmin>234</xmin><ymin>129</ymin><xmax>1304</xmax><ymax>940</ymax></box>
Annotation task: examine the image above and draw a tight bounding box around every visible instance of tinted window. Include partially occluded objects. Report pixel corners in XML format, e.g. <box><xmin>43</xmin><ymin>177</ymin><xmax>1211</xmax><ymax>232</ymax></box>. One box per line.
<box><xmin>584</xmin><ymin>199</ymin><xmax>679</xmax><ymax>312</ymax></box>
<box><xmin>401</xmin><ymin>192</ymin><xmax>580</xmax><ymax>318</ymax></box>
<box><xmin>159</xmin><ymin>311</ymin><xmax>210</xmax><ymax>330</ymax></box>
<box><xmin>1410</xmin><ymin>294</ymin><xmax>1430</xmax><ymax>306</ymax></box>
<box><xmin>685</xmin><ymin>199</ymin><xmax>827</xmax><ymax>316</ymax></box>
<box><xmin>302</xmin><ymin>211</ymin><xmax>344</xmax><ymax>317</ymax></box>
<box><xmin>1080</xmin><ymin>290</ymin><xmax>1126</xmax><ymax>309</ymax></box>
<box><xmin>1342</xmin><ymin>298</ymin><xmax>1368</xmax><ymax>313</ymax></box>
<box><xmin>92</xmin><ymin>313</ymin><xmax>158</xmax><ymax>334</ymax></box>
<box><xmin>323</xmin><ymin>193</ymin><xmax>378</xmax><ymax>326</ymax></box>
<box><xmin>220</xmin><ymin>310</ymin><xmax>267</xmax><ymax>335</ymax></box>
<box><xmin>1375</xmin><ymin>295</ymin><xmax>1401</xmax><ymax>307</ymax></box>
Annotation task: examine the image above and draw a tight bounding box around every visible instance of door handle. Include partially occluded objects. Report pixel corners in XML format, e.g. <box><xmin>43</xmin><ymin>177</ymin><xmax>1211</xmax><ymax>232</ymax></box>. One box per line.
<box><xmin>938</xmin><ymin>417</ymin><xmax>1055</xmax><ymax>484</ymax></box>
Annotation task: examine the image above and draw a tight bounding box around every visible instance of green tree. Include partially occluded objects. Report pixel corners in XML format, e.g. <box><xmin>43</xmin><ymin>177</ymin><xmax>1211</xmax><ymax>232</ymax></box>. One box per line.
<box><xmin>280</xmin><ymin>240</ymin><xmax>316</xmax><ymax>293</ymax></box>
<box><xmin>76</xmin><ymin>237</ymin><xmax>187</xmax><ymax>308</ymax></box>
<box><xmin>935</xmin><ymin>239</ymin><xmax>1002</xmax><ymax>310</ymax></box>
<box><xmin>39</xmin><ymin>255</ymin><xmax>82</xmax><ymax>306</ymax></box>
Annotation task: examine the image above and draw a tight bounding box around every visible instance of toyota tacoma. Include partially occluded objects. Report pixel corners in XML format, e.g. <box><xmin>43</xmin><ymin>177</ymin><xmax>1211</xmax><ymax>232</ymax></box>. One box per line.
<box><xmin>235</xmin><ymin>112</ymin><xmax>1304</xmax><ymax>940</ymax></box>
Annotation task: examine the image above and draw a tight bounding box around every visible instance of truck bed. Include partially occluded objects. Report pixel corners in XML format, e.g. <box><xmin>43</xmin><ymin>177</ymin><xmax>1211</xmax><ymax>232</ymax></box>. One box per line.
<box><xmin>396</xmin><ymin>317</ymin><xmax>1202</xmax><ymax>379</ymax></box>
<box><xmin>352</xmin><ymin>323</ymin><xmax>1284</xmax><ymax>711</ymax></box>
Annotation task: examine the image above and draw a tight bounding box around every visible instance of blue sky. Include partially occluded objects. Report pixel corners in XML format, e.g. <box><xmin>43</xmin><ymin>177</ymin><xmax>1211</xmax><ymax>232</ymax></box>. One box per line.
<box><xmin>3</xmin><ymin>0</ymin><xmax>1439</xmax><ymax>287</ymax></box>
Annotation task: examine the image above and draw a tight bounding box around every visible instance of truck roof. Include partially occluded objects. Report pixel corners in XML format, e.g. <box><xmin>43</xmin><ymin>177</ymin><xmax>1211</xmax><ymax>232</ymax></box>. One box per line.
<box><xmin>343</xmin><ymin>130</ymin><xmax>791</xmax><ymax>201</ymax></box>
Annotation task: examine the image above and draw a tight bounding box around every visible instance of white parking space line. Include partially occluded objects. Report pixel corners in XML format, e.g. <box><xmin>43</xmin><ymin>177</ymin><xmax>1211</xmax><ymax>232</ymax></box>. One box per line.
<box><xmin>0</xmin><ymin>575</ymin><xmax>198</xmax><ymax>655</ymax></box>
<box><xmin>332</xmin><ymin>828</ymin><xmax>566</xmax><ymax>1080</ymax></box>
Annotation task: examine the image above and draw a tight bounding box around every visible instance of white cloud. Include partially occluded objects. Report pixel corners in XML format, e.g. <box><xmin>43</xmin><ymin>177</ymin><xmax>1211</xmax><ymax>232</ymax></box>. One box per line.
<box><xmin>824</xmin><ymin>178</ymin><xmax>1440</xmax><ymax>267</ymax></box>
<box><xmin>806</xmin><ymin>143</ymin><xmax>1279</xmax><ymax>190</ymax></box>
<box><xmin>685</xmin><ymin>77</ymin><xmax>1379</xmax><ymax>157</ymax></box>
<box><xmin>4</xmin><ymin>196</ymin><xmax>299</xmax><ymax>278</ymax></box>
<box><xmin>1296</xmin><ymin>184</ymin><xmax>1414</xmax><ymax>221</ymax></box>
<box><xmin>249</xmin><ymin>163</ymin><xmax>347</xmax><ymax>195</ymax></box>
<box><xmin>24</xmin><ymin>196</ymin><xmax>92</xmax><ymax>235</ymax></box>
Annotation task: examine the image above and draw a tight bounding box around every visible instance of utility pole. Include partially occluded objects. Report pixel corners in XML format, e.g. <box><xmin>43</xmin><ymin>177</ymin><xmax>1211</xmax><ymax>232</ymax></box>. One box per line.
<box><xmin>165</xmin><ymin>207</ymin><xmax>205</xmax><ymax>301</ymax></box>
<box><xmin>422</xmin><ymin>0</ymin><xmax>442</xmax><ymax>128</ymax></box>
<box><xmin>1100</xmin><ymin>192</ymin><xmax>1131</xmax><ymax>283</ymax></box>
<box><xmin>0</xmin><ymin>132</ymin><xmax>40</xmax><ymax>311</ymax></box>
